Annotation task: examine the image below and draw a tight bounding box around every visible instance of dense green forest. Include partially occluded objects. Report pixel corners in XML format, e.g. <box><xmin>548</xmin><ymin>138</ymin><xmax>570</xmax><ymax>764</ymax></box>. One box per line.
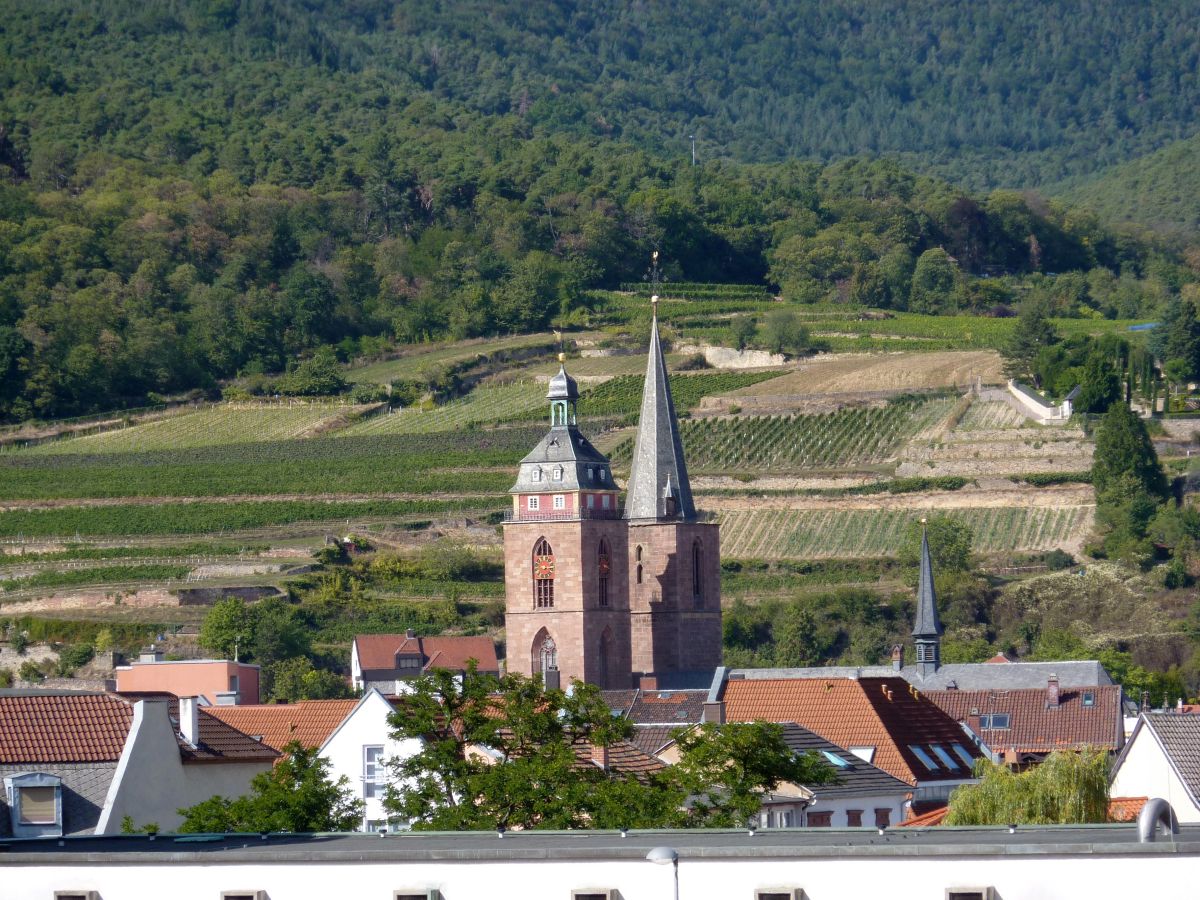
<box><xmin>2</xmin><ymin>0</ymin><xmax>1200</xmax><ymax>421</ymax></box>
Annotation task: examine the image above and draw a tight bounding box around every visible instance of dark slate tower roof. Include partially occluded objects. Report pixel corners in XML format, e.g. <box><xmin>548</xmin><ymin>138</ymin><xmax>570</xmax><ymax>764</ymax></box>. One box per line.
<box><xmin>624</xmin><ymin>300</ymin><xmax>696</xmax><ymax>521</ymax></box>
<box><xmin>509</xmin><ymin>355</ymin><xmax>615</xmax><ymax>495</ymax></box>
<box><xmin>911</xmin><ymin>525</ymin><xmax>943</xmax><ymax>638</ymax></box>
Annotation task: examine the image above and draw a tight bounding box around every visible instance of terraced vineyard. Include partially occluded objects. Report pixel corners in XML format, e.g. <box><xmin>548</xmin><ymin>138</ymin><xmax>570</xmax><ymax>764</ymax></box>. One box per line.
<box><xmin>341</xmin><ymin>382</ymin><xmax>546</xmax><ymax>435</ymax></box>
<box><xmin>28</xmin><ymin>404</ymin><xmax>370</xmax><ymax>455</ymax></box>
<box><xmin>581</xmin><ymin>371</ymin><xmax>779</xmax><ymax>419</ymax></box>
<box><xmin>612</xmin><ymin>395</ymin><xmax>954</xmax><ymax>471</ymax></box>
<box><xmin>718</xmin><ymin>506</ymin><xmax>1093</xmax><ymax>559</ymax></box>
<box><xmin>347</xmin><ymin>333</ymin><xmax>554</xmax><ymax>383</ymax></box>
<box><xmin>955</xmin><ymin>401</ymin><xmax>1032</xmax><ymax>431</ymax></box>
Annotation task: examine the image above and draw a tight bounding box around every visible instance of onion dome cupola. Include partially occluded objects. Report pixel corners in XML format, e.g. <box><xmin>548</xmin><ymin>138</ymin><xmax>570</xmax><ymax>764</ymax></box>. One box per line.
<box><xmin>508</xmin><ymin>354</ymin><xmax>618</xmax><ymax>518</ymax></box>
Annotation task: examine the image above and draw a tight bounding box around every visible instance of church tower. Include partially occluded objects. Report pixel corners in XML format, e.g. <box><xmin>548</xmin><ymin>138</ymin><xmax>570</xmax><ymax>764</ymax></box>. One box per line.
<box><xmin>624</xmin><ymin>297</ymin><xmax>723</xmax><ymax>683</ymax></box>
<box><xmin>502</xmin><ymin>355</ymin><xmax>631</xmax><ymax>688</ymax></box>
<box><xmin>912</xmin><ymin>523</ymin><xmax>944</xmax><ymax>677</ymax></box>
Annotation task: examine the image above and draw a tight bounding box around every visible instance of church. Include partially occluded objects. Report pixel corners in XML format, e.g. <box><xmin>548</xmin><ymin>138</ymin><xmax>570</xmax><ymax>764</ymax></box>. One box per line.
<box><xmin>502</xmin><ymin>299</ymin><xmax>723</xmax><ymax>689</ymax></box>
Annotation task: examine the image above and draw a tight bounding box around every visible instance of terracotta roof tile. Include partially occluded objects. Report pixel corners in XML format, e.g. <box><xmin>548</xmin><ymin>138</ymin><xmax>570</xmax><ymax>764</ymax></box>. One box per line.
<box><xmin>926</xmin><ymin>685</ymin><xmax>1123</xmax><ymax>753</ymax></box>
<box><xmin>573</xmin><ymin>739</ymin><xmax>667</xmax><ymax>778</ymax></box>
<box><xmin>628</xmin><ymin>725</ymin><xmax>683</xmax><ymax>756</ymax></box>
<box><xmin>117</xmin><ymin>692</ymin><xmax>280</xmax><ymax>763</ymax></box>
<box><xmin>723</xmin><ymin>676</ymin><xmax>982</xmax><ymax>785</ymax></box>
<box><xmin>356</xmin><ymin>634</ymin><xmax>499</xmax><ymax>674</ymax></box>
<box><xmin>1108</xmin><ymin>796</ymin><xmax>1148</xmax><ymax>822</ymax></box>
<box><xmin>0</xmin><ymin>694</ymin><xmax>133</xmax><ymax>763</ymax></box>
<box><xmin>900</xmin><ymin>805</ymin><xmax>948</xmax><ymax>826</ymax></box>
<box><xmin>205</xmin><ymin>700</ymin><xmax>359</xmax><ymax>752</ymax></box>
<box><xmin>625</xmin><ymin>690</ymin><xmax>707</xmax><ymax>725</ymax></box>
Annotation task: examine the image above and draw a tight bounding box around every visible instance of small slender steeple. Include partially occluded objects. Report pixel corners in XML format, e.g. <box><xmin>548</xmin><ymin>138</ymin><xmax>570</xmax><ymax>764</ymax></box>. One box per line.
<box><xmin>625</xmin><ymin>293</ymin><xmax>695</xmax><ymax>521</ymax></box>
<box><xmin>911</xmin><ymin>521</ymin><xmax>943</xmax><ymax>676</ymax></box>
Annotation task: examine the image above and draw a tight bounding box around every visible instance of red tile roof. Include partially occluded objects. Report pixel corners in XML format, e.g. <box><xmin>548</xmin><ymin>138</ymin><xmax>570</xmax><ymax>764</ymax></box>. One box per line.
<box><xmin>1108</xmin><ymin>796</ymin><xmax>1148</xmax><ymax>822</ymax></box>
<box><xmin>0</xmin><ymin>694</ymin><xmax>132</xmax><ymax>763</ymax></box>
<box><xmin>900</xmin><ymin>805</ymin><xmax>948</xmax><ymax>826</ymax></box>
<box><xmin>925</xmin><ymin>685</ymin><xmax>1123</xmax><ymax>754</ymax></box>
<box><xmin>356</xmin><ymin>634</ymin><xmax>499</xmax><ymax>675</ymax></box>
<box><xmin>572</xmin><ymin>739</ymin><xmax>667</xmax><ymax>778</ymax></box>
<box><xmin>899</xmin><ymin>797</ymin><xmax>1148</xmax><ymax>826</ymax></box>
<box><xmin>722</xmin><ymin>676</ymin><xmax>982</xmax><ymax>785</ymax></box>
<box><xmin>205</xmin><ymin>700</ymin><xmax>360</xmax><ymax>752</ymax></box>
<box><xmin>115</xmin><ymin>692</ymin><xmax>280</xmax><ymax>763</ymax></box>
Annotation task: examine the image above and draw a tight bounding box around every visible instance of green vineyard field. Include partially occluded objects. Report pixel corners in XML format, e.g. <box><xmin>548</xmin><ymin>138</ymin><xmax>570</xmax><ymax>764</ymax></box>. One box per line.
<box><xmin>717</xmin><ymin>505</ymin><xmax>1092</xmax><ymax>559</ymax></box>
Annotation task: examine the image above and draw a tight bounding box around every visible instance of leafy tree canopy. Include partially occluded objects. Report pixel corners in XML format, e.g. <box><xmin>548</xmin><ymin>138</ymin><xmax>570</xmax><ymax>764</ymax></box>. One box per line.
<box><xmin>945</xmin><ymin>749</ymin><xmax>1109</xmax><ymax>825</ymax></box>
<box><xmin>178</xmin><ymin>741</ymin><xmax>364</xmax><ymax>833</ymax></box>
<box><xmin>1092</xmin><ymin>403</ymin><xmax>1168</xmax><ymax>501</ymax></box>
<box><xmin>385</xmin><ymin>666</ymin><xmax>834</xmax><ymax>830</ymax></box>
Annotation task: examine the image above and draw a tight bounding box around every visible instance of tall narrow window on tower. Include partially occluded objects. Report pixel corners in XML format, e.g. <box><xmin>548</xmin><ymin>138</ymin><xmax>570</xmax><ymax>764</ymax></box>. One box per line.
<box><xmin>635</xmin><ymin>545</ymin><xmax>643</xmax><ymax>584</ymax></box>
<box><xmin>692</xmin><ymin>539</ymin><xmax>704</xmax><ymax>606</ymax></box>
<box><xmin>597</xmin><ymin>540</ymin><xmax>610</xmax><ymax>607</ymax></box>
<box><xmin>532</xmin><ymin>537</ymin><xmax>555</xmax><ymax>608</ymax></box>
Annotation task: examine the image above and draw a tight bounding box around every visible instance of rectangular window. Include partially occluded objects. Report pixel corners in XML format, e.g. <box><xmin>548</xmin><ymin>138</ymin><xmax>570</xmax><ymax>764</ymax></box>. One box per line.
<box><xmin>18</xmin><ymin>786</ymin><xmax>57</xmax><ymax>825</ymax></box>
<box><xmin>601</xmin><ymin>494</ymin><xmax>610</xmax><ymax>509</ymax></box>
<box><xmin>756</xmin><ymin>892</ymin><xmax>802</xmax><ymax>900</ymax></box>
<box><xmin>588</xmin><ymin>468</ymin><xmax>595</xmax><ymax>481</ymax></box>
<box><xmin>951</xmin><ymin>744</ymin><xmax>976</xmax><ymax>768</ymax></box>
<box><xmin>846</xmin><ymin>809</ymin><xmax>863</xmax><ymax>827</ymax></box>
<box><xmin>220</xmin><ymin>893</ymin><xmax>266</xmax><ymax>900</ymax></box>
<box><xmin>395</xmin><ymin>892</ymin><xmax>442</xmax><ymax>900</ymax></box>
<box><xmin>364</xmin><ymin>745</ymin><xmax>385</xmax><ymax>799</ymax></box>
<box><xmin>982</xmin><ymin>713</ymin><xmax>1010</xmax><ymax>729</ymax></box>
<box><xmin>820</xmin><ymin>750</ymin><xmax>852</xmax><ymax>769</ymax></box>
<box><xmin>571</xmin><ymin>893</ymin><xmax>616</xmax><ymax>900</ymax></box>
<box><xmin>553</xmin><ymin>494</ymin><xmax>565</xmax><ymax>509</ymax></box>
<box><xmin>908</xmin><ymin>745</ymin><xmax>940</xmax><ymax>771</ymax></box>
<box><xmin>587</xmin><ymin>494</ymin><xmax>595</xmax><ymax>509</ymax></box>
<box><xmin>930</xmin><ymin>745</ymin><xmax>960</xmax><ymax>769</ymax></box>
<box><xmin>874</xmin><ymin>808</ymin><xmax>891</xmax><ymax>828</ymax></box>
<box><xmin>54</xmin><ymin>893</ymin><xmax>99</xmax><ymax>900</ymax></box>
<box><xmin>945</xmin><ymin>891</ymin><xmax>994</xmax><ymax>900</ymax></box>
<box><xmin>807</xmin><ymin>811</ymin><xmax>832</xmax><ymax>827</ymax></box>
<box><xmin>1082</xmin><ymin>691</ymin><xmax>1095</xmax><ymax>707</ymax></box>
<box><xmin>527</xmin><ymin>496</ymin><xmax>540</xmax><ymax>510</ymax></box>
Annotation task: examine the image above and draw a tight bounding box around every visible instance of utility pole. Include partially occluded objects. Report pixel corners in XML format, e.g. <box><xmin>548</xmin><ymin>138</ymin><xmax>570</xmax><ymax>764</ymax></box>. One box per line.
<box><xmin>689</xmin><ymin>134</ymin><xmax>696</xmax><ymax>166</ymax></box>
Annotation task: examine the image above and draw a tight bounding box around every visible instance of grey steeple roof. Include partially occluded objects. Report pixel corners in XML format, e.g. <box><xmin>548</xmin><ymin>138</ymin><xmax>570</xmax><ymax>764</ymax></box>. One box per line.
<box><xmin>510</xmin><ymin>426</ymin><xmax>614</xmax><ymax>493</ymax></box>
<box><xmin>624</xmin><ymin>303</ymin><xmax>695</xmax><ymax>521</ymax></box>
<box><xmin>547</xmin><ymin>359</ymin><xmax>579</xmax><ymax>401</ymax></box>
<box><xmin>911</xmin><ymin>526</ymin><xmax>943</xmax><ymax>638</ymax></box>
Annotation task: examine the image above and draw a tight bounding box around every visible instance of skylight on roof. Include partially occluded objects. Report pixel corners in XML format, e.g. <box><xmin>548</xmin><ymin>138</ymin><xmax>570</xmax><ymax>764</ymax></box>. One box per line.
<box><xmin>930</xmin><ymin>744</ymin><xmax>960</xmax><ymax>769</ymax></box>
<box><xmin>908</xmin><ymin>745</ymin><xmax>940</xmax><ymax>771</ymax></box>
<box><xmin>820</xmin><ymin>749</ymin><xmax>852</xmax><ymax>769</ymax></box>
<box><xmin>951</xmin><ymin>744</ymin><xmax>975</xmax><ymax>768</ymax></box>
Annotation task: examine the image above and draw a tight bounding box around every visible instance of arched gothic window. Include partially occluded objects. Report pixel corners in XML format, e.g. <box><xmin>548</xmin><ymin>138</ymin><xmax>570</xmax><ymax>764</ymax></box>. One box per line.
<box><xmin>692</xmin><ymin>539</ymin><xmax>703</xmax><ymax>607</ymax></box>
<box><xmin>635</xmin><ymin>545</ymin><xmax>643</xmax><ymax>585</ymax></box>
<box><xmin>532</xmin><ymin>537</ymin><xmax>555</xmax><ymax>608</ymax></box>
<box><xmin>597</xmin><ymin>540</ymin><xmax>610</xmax><ymax>607</ymax></box>
<box><xmin>533</xmin><ymin>630</ymin><xmax>557</xmax><ymax>674</ymax></box>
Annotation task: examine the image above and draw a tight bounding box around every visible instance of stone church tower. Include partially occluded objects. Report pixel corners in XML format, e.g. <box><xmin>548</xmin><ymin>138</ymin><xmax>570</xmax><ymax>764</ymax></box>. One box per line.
<box><xmin>503</xmin><ymin>302</ymin><xmax>722</xmax><ymax>689</ymax></box>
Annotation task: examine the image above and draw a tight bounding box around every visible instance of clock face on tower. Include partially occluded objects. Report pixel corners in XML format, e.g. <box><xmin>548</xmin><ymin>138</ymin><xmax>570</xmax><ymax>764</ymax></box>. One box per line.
<box><xmin>534</xmin><ymin>554</ymin><xmax>555</xmax><ymax>579</ymax></box>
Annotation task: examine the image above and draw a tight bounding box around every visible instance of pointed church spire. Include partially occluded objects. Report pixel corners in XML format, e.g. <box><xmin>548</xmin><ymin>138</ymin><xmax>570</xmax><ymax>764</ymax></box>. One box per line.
<box><xmin>911</xmin><ymin>520</ymin><xmax>943</xmax><ymax>676</ymax></box>
<box><xmin>624</xmin><ymin>294</ymin><xmax>695</xmax><ymax>521</ymax></box>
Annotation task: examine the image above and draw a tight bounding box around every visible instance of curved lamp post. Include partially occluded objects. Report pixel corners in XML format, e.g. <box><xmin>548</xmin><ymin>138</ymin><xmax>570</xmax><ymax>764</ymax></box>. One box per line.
<box><xmin>645</xmin><ymin>845</ymin><xmax>679</xmax><ymax>900</ymax></box>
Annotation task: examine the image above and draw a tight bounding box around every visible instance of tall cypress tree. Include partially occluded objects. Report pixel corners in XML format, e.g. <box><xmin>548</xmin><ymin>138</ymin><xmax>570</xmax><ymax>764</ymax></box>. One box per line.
<box><xmin>1092</xmin><ymin>402</ymin><xmax>1168</xmax><ymax>500</ymax></box>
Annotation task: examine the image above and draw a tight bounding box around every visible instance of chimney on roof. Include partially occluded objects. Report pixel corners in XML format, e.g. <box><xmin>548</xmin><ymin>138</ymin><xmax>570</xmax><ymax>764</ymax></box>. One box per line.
<box><xmin>891</xmin><ymin>645</ymin><xmax>904</xmax><ymax>672</ymax></box>
<box><xmin>139</xmin><ymin>645</ymin><xmax>164</xmax><ymax>663</ymax></box>
<box><xmin>592</xmin><ymin>742</ymin><xmax>609</xmax><ymax>770</ymax></box>
<box><xmin>180</xmin><ymin>696</ymin><xmax>200</xmax><ymax>747</ymax></box>
<box><xmin>1141</xmin><ymin>690</ymin><xmax>1151</xmax><ymax>713</ymax></box>
<box><xmin>639</xmin><ymin>674</ymin><xmax>659</xmax><ymax>690</ymax></box>
<box><xmin>405</xmin><ymin>629</ymin><xmax>416</xmax><ymax>640</ymax></box>
<box><xmin>1046</xmin><ymin>673</ymin><xmax>1060</xmax><ymax>709</ymax></box>
<box><xmin>702</xmin><ymin>700</ymin><xmax>726</xmax><ymax>724</ymax></box>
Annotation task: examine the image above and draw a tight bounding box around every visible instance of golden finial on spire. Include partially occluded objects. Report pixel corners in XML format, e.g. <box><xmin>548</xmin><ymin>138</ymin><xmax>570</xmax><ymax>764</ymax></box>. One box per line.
<box><xmin>557</xmin><ymin>352</ymin><xmax>566</xmax><ymax>363</ymax></box>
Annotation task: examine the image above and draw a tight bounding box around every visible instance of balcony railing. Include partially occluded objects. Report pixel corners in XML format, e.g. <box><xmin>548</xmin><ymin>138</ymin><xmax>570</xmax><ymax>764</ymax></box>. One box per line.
<box><xmin>503</xmin><ymin>507</ymin><xmax>623</xmax><ymax>523</ymax></box>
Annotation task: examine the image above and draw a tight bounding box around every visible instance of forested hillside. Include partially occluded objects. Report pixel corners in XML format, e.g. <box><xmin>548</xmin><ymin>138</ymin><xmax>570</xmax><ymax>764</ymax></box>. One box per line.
<box><xmin>1</xmin><ymin>0</ymin><xmax>1199</xmax><ymax>421</ymax></box>
<box><xmin>1062</xmin><ymin>133</ymin><xmax>1200</xmax><ymax>236</ymax></box>
<box><xmin>4</xmin><ymin>1</ymin><xmax>1200</xmax><ymax>189</ymax></box>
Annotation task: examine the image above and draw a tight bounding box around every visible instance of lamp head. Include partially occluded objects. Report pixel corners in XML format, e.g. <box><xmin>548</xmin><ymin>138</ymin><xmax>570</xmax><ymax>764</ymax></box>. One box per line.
<box><xmin>645</xmin><ymin>846</ymin><xmax>678</xmax><ymax>865</ymax></box>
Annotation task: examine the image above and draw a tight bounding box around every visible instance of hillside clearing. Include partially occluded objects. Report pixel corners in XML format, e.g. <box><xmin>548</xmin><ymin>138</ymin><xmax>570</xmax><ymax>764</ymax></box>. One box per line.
<box><xmin>725</xmin><ymin>350</ymin><xmax>1004</xmax><ymax>397</ymax></box>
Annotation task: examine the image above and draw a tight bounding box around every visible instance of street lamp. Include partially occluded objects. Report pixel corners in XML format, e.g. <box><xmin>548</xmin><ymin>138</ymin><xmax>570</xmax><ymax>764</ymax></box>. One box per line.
<box><xmin>645</xmin><ymin>846</ymin><xmax>679</xmax><ymax>900</ymax></box>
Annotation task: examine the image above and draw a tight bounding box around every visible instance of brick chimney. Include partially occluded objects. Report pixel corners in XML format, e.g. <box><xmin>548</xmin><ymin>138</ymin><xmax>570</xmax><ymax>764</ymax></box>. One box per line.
<box><xmin>891</xmin><ymin>645</ymin><xmax>904</xmax><ymax>671</ymax></box>
<box><xmin>1046</xmin><ymin>674</ymin><xmax>1060</xmax><ymax>709</ymax></box>
<box><xmin>702</xmin><ymin>700</ymin><xmax>725</xmax><ymax>724</ymax></box>
<box><xmin>179</xmin><ymin>696</ymin><xmax>200</xmax><ymax>747</ymax></box>
<box><xmin>1141</xmin><ymin>690</ymin><xmax>1151</xmax><ymax>713</ymax></box>
<box><xmin>592</xmin><ymin>742</ymin><xmax>609</xmax><ymax>770</ymax></box>
<box><xmin>405</xmin><ymin>629</ymin><xmax>416</xmax><ymax>640</ymax></box>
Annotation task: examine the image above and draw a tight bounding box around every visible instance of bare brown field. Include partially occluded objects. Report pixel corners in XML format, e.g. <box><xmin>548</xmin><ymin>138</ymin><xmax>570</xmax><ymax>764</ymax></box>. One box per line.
<box><xmin>727</xmin><ymin>350</ymin><xmax>1003</xmax><ymax>397</ymax></box>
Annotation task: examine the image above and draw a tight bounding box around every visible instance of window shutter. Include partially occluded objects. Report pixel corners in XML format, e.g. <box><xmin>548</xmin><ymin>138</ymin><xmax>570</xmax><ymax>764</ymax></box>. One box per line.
<box><xmin>19</xmin><ymin>786</ymin><xmax>57</xmax><ymax>825</ymax></box>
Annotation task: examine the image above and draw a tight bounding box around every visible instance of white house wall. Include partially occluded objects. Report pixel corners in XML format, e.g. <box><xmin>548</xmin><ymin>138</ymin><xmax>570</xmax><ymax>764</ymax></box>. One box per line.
<box><xmin>764</xmin><ymin>793</ymin><xmax>908</xmax><ymax>828</ymax></box>
<box><xmin>12</xmin><ymin>849</ymin><xmax>1200</xmax><ymax>900</ymax></box>
<box><xmin>1110</xmin><ymin>726</ymin><xmax>1200</xmax><ymax>822</ymax></box>
<box><xmin>96</xmin><ymin>701</ymin><xmax>272</xmax><ymax>834</ymax></box>
<box><xmin>320</xmin><ymin>690</ymin><xmax>422</xmax><ymax>828</ymax></box>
